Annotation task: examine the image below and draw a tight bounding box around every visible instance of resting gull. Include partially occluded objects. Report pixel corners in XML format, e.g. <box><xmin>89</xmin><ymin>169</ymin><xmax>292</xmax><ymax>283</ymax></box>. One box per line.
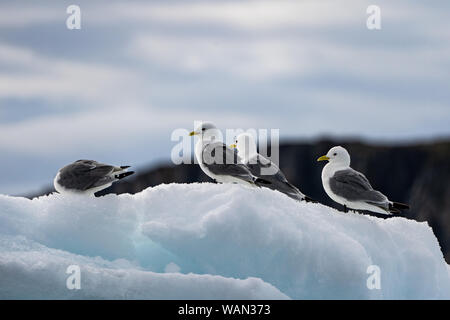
<box><xmin>54</xmin><ymin>160</ymin><xmax>134</xmax><ymax>196</ymax></box>
<box><xmin>189</xmin><ymin>122</ymin><xmax>267</xmax><ymax>186</ymax></box>
<box><xmin>231</xmin><ymin>133</ymin><xmax>314</xmax><ymax>202</ymax></box>
<box><xmin>317</xmin><ymin>146</ymin><xmax>409</xmax><ymax>214</ymax></box>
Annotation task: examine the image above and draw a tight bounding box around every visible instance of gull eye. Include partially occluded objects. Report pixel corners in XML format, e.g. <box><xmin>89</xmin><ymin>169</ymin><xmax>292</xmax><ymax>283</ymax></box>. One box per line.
<box><xmin>202</xmin><ymin>128</ymin><xmax>206</xmax><ymax>131</ymax></box>
<box><xmin>333</xmin><ymin>153</ymin><xmax>337</xmax><ymax>156</ymax></box>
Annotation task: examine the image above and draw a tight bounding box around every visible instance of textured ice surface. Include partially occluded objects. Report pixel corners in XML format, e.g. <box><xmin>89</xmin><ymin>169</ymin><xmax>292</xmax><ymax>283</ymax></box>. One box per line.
<box><xmin>0</xmin><ymin>183</ymin><xmax>449</xmax><ymax>299</ymax></box>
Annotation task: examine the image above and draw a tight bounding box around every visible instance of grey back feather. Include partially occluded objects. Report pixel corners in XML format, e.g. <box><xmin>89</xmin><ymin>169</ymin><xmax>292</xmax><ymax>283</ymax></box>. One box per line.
<box><xmin>329</xmin><ymin>168</ymin><xmax>388</xmax><ymax>207</ymax></box>
<box><xmin>201</xmin><ymin>142</ymin><xmax>255</xmax><ymax>183</ymax></box>
<box><xmin>58</xmin><ymin>160</ymin><xmax>115</xmax><ymax>190</ymax></box>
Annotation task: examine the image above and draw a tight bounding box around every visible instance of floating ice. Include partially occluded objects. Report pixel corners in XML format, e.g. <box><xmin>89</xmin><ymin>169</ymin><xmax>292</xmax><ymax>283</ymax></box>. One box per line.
<box><xmin>0</xmin><ymin>183</ymin><xmax>448</xmax><ymax>299</ymax></box>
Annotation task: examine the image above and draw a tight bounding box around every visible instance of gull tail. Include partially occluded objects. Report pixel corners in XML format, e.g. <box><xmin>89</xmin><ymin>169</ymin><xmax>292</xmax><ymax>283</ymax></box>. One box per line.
<box><xmin>288</xmin><ymin>193</ymin><xmax>316</xmax><ymax>203</ymax></box>
<box><xmin>114</xmin><ymin>165</ymin><xmax>131</xmax><ymax>172</ymax></box>
<box><xmin>303</xmin><ymin>195</ymin><xmax>317</xmax><ymax>203</ymax></box>
<box><xmin>254</xmin><ymin>177</ymin><xmax>272</xmax><ymax>187</ymax></box>
<box><xmin>389</xmin><ymin>201</ymin><xmax>410</xmax><ymax>214</ymax></box>
<box><xmin>115</xmin><ymin>171</ymin><xmax>135</xmax><ymax>180</ymax></box>
<box><xmin>285</xmin><ymin>181</ymin><xmax>316</xmax><ymax>203</ymax></box>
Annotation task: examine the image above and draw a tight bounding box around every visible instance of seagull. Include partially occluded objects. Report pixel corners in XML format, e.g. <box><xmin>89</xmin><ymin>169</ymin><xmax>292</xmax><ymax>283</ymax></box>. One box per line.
<box><xmin>317</xmin><ymin>146</ymin><xmax>409</xmax><ymax>214</ymax></box>
<box><xmin>231</xmin><ymin>133</ymin><xmax>314</xmax><ymax>202</ymax></box>
<box><xmin>189</xmin><ymin>122</ymin><xmax>267</xmax><ymax>186</ymax></box>
<box><xmin>54</xmin><ymin>160</ymin><xmax>135</xmax><ymax>196</ymax></box>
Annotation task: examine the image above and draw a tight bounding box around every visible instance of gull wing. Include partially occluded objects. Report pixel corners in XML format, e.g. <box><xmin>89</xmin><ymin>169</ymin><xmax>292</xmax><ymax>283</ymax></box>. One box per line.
<box><xmin>201</xmin><ymin>142</ymin><xmax>255</xmax><ymax>183</ymax></box>
<box><xmin>58</xmin><ymin>160</ymin><xmax>115</xmax><ymax>190</ymax></box>
<box><xmin>246</xmin><ymin>155</ymin><xmax>305</xmax><ymax>200</ymax></box>
<box><xmin>329</xmin><ymin>168</ymin><xmax>388</xmax><ymax>206</ymax></box>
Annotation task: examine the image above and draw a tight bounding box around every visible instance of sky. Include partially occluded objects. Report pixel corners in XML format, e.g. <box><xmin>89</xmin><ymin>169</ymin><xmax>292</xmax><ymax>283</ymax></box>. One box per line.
<box><xmin>0</xmin><ymin>0</ymin><xmax>449</xmax><ymax>195</ymax></box>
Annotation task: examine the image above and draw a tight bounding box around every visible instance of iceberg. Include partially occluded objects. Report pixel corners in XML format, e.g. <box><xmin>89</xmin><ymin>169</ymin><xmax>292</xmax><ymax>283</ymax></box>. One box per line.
<box><xmin>0</xmin><ymin>183</ymin><xmax>448</xmax><ymax>299</ymax></box>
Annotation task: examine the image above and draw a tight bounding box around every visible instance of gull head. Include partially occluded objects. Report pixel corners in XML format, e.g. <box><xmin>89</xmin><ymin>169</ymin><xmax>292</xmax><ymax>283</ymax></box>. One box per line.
<box><xmin>189</xmin><ymin>121</ymin><xmax>221</xmax><ymax>141</ymax></box>
<box><xmin>230</xmin><ymin>133</ymin><xmax>257</xmax><ymax>162</ymax></box>
<box><xmin>317</xmin><ymin>146</ymin><xmax>351</xmax><ymax>167</ymax></box>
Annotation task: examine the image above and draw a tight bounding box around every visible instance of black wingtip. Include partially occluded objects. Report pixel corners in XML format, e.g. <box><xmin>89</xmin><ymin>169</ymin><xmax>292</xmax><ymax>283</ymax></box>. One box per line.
<box><xmin>116</xmin><ymin>171</ymin><xmax>135</xmax><ymax>180</ymax></box>
<box><xmin>303</xmin><ymin>196</ymin><xmax>317</xmax><ymax>203</ymax></box>
<box><xmin>389</xmin><ymin>201</ymin><xmax>410</xmax><ymax>214</ymax></box>
<box><xmin>389</xmin><ymin>207</ymin><xmax>401</xmax><ymax>214</ymax></box>
<box><xmin>120</xmin><ymin>166</ymin><xmax>131</xmax><ymax>169</ymax></box>
<box><xmin>391</xmin><ymin>201</ymin><xmax>410</xmax><ymax>210</ymax></box>
<box><xmin>254</xmin><ymin>177</ymin><xmax>272</xmax><ymax>185</ymax></box>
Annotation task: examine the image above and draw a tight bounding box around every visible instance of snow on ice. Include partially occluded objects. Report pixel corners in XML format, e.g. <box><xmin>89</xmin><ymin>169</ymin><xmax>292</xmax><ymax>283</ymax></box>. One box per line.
<box><xmin>0</xmin><ymin>183</ymin><xmax>449</xmax><ymax>299</ymax></box>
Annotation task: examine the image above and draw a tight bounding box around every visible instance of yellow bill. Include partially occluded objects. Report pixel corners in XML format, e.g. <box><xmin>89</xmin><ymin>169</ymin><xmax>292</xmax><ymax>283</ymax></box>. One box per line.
<box><xmin>317</xmin><ymin>155</ymin><xmax>330</xmax><ymax>162</ymax></box>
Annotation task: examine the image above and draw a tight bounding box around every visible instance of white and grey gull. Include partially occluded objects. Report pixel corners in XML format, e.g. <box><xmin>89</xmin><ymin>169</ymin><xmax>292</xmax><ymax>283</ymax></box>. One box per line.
<box><xmin>189</xmin><ymin>122</ymin><xmax>268</xmax><ymax>187</ymax></box>
<box><xmin>231</xmin><ymin>133</ymin><xmax>314</xmax><ymax>202</ymax></box>
<box><xmin>54</xmin><ymin>160</ymin><xmax>135</xmax><ymax>196</ymax></box>
<box><xmin>317</xmin><ymin>146</ymin><xmax>409</xmax><ymax>214</ymax></box>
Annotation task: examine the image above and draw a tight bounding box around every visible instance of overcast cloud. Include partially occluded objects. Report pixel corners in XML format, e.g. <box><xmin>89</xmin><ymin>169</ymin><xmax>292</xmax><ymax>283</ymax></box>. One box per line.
<box><xmin>0</xmin><ymin>0</ymin><xmax>449</xmax><ymax>195</ymax></box>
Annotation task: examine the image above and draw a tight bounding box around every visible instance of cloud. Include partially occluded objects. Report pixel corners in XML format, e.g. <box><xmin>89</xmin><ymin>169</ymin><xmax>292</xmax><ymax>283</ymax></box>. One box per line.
<box><xmin>1</xmin><ymin>1</ymin><xmax>353</xmax><ymax>30</ymax></box>
<box><xmin>0</xmin><ymin>0</ymin><xmax>449</xmax><ymax>194</ymax></box>
<box><xmin>129</xmin><ymin>34</ymin><xmax>306</xmax><ymax>79</ymax></box>
<box><xmin>128</xmin><ymin>32</ymin><xmax>449</xmax><ymax>83</ymax></box>
<box><xmin>0</xmin><ymin>101</ymin><xmax>265</xmax><ymax>156</ymax></box>
<box><xmin>0</xmin><ymin>4</ymin><xmax>61</xmax><ymax>28</ymax></box>
<box><xmin>0</xmin><ymin>106</ymin><xmax>172</xmax><ymax>156</ymax></box>
<box><xmin>0</xmin><ymin>43</ymin><xmax>139</xmax><ymax>104</ymax></box>
<box><xmin>107</xmin><ymin>0</ymin><xmax>360</xmax><ymax>30</ymax></box>
<box><xmin>0</xmin><ymin>44</ymin><xmax>36</xmax><ymax>65</ymax></box>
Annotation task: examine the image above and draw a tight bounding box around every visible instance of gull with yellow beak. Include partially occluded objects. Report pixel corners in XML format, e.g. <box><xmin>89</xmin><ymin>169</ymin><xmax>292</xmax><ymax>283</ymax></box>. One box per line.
<box><xmin>190</xmin><ymin>122</ymin><xmax>266</xmax><ymax>186</ymax></box>
<box><xmin>317</xmin><ymin>146</ymin><xmax>409</xmax><ymax>214</ymax></box>
<box><xmin>231</xmin><ymin>133</ymin><xmax>314</xmax><ymax>202</ymax></box>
